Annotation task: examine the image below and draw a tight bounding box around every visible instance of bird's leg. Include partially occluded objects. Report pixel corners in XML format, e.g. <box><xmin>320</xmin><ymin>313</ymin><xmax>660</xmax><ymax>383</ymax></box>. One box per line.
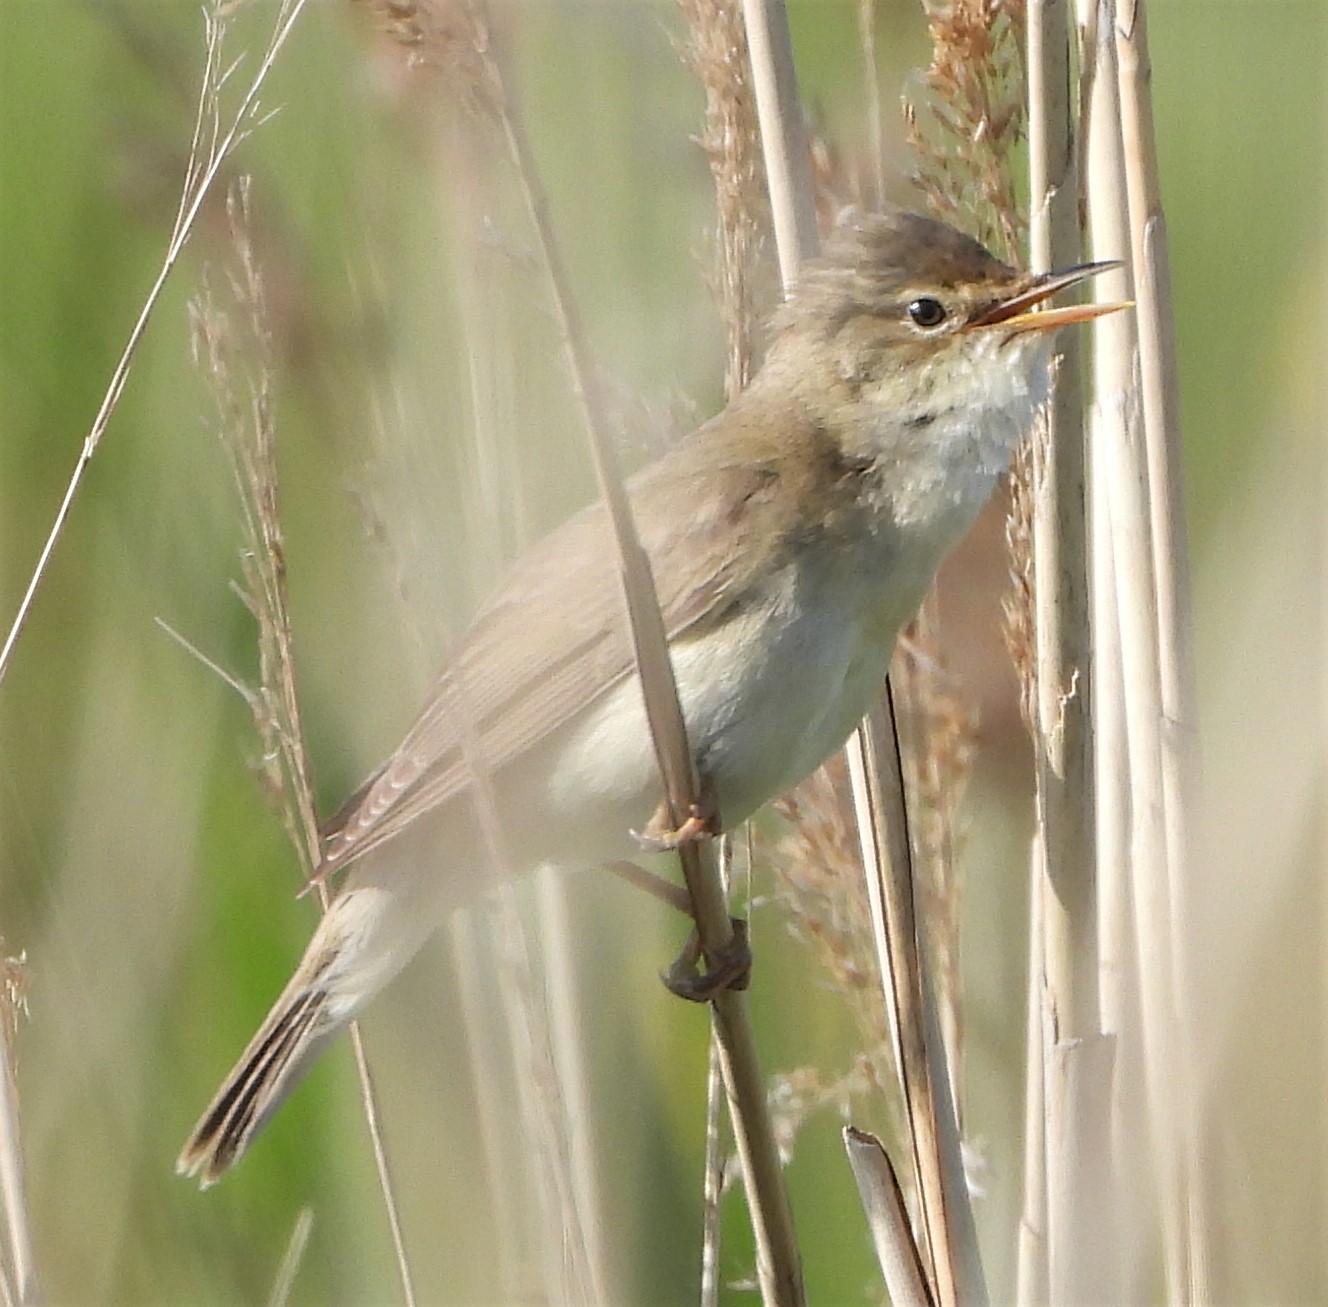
<box><xmin>602</xmin><ymin>859</ymin><xmax>692</xmax><ymax>914</ymax></box>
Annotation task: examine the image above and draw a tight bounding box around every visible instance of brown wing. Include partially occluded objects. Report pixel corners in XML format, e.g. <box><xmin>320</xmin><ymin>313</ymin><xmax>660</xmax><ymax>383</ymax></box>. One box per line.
<box><xmin>316</xmin><ymin>401</ymin><xmax>821</xmax><ymax>876</ymax></box>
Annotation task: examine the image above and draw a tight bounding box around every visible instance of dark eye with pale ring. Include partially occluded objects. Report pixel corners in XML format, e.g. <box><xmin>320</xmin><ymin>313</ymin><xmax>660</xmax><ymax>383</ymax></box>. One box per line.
<box><xmin>907</xmin><ymin>297</ymin><xmax>947</xmax><ymax>329</ymax></box>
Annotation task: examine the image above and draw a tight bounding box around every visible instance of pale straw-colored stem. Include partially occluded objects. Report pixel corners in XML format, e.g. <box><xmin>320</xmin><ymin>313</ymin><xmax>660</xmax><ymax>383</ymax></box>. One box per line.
<box><xmin>843</xmin><ymin>1127</ymin><xmax>936</xmax><ymax>1307</ymax></box>
<box><xmin>847</xmin><ymin>704</ymin><xmax>986</xmax><ymax>1307</ymax></box>
<box><xmin>482</xmin><ymin>21</ymin><xmax>803</xmax><ymax>1306</ymax></box>
<box><xmin>856</xmin><ymin>0</ymin><xmax>888</xmax><ymax>210</ymax></box>
<box><xmin>700</xmin><ymin>1034</ymin><xmax>726</xmax><ymax>1307</ymax></box>
<box><xmin>1115</xmin><ymin>2</ymin><xmax>1211</xmax><ymax>1297</ymax></box>
<box><xmin>265</xmin><ymin>1208</ymin><xmax>314</xmax><ymax>1307</ymax></box>
<box><xmin>740</xmin><ymin>0</ymin><xmax>818</xmax><ymax>285</ymax></box>
<box><xmin>1082</xmin><ymin>20</ymin><xmax>1187</xmax><ymax>1287</ymax></box>
<box><xmin>742</xmin><ymin>1</ymin><xmax>982</xmax><ymax>1300</ymax></box>
<box><xmin>1027</xmin><ymin>0</ymin><xmax>1100</xmax><ymax>1066</ymax></box>
<box><xmin>1026</xmin><ymin>2</ymin><xmax>1116</xmax><ymax>1299</ymax></box>
<box><xmin>1080</xmin><ymin>10</ymin><xmax>1144</xmax><ymax>1296</ymax></box>
<box><xmin>1015</xmin><ymin>839</ymin><xmax>1048</xmax><ymax>1306</ymax></box>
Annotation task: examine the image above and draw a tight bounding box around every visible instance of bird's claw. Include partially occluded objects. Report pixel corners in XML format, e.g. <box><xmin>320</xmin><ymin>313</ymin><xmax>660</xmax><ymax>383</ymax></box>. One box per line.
<box><xmin>631</xmin><ymin>796</ymin><xmax>721</xmax><ymax>852</ymax></box>
<box><xmin>662</xmin><ymin>918</ymin><xmax>751</xmax><ymax>1002</ymax></box>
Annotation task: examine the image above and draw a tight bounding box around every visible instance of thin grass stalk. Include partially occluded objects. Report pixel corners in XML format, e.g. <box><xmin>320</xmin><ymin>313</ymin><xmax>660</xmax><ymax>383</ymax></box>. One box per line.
<box><xmin>0</xmin><ymin>0</ymin><xmax>306</xmax><ymax>689</ymax></box>
<box><xmin>474</xmin><ymin>25</ymin><xmax>803</xmax><ymax>1306</ymax></box>
<box><xmin>345</xmin><ymin>1028</ymin><xmax>416</xmax><ymax>1306</ymax></box>
<box><xmin>843</xmin><ymin>1127</ymin><xmax>936</xmax><ymax>1307</ymax></box>
<box><xmin>194</xmin><ymin>181</ymin><xmax>417</xmax><ymax>1307</ymax></box>
<box><xmin>265</xmin><ymin>1208</ymin><xmax>314</xmax><ymax>1307</ymax></box>
<box><xmin>1113</xmin><ymin>7</ymin><xmax>1211</xmax><ymax>1294</ymax></box>
<box><xmin>0</xmin><ymin>957</ymin><xmax>34</xmax><ymax>1306</ymax></box>
<box><xmin>846</xmin><ymin>704</ymin><xmax>986</xmax><ymax>1307</ymax></box>
<box><xmin>496</xmin><ymin>66</ymin><xmax>724</xmax><ymax>948</ymax></box>
<box><xmin>699</xmin><ymin>1035</ymin><xmax>726</xmax><ymax>1307</ymax></box>
<box><xmin>889</xmin><ymin>603</ymin><xmax>972</xmax><ymax>1135</ymax></box>
<box><xmin>491</xmin><ymin>31</ymin><xmax>722</xmax><ymax>996</ymax></box>
<box><xmin>1026</xmin><ymin>3</ymin><xmax>1117</xmax><ymax>1299</ymax></box>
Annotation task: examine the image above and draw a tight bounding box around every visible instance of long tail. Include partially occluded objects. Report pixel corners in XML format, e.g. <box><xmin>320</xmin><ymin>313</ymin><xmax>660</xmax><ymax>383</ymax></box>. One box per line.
<box><xmin>176</xmin><ymin>963</ymin><xmax>344</xmax><ymax>1187</ymax></box>
<box><xmin>178</xmin><ymin>864</ymin><xmax>446</xmax><ymax>1186</ymax></box>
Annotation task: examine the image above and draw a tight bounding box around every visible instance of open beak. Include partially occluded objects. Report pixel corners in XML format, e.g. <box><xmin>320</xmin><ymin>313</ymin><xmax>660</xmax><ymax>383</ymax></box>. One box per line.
<box><xmin>967</xmin><ymin>261</ymin><xmax>1130</xmax><ymax>334</ymax></box>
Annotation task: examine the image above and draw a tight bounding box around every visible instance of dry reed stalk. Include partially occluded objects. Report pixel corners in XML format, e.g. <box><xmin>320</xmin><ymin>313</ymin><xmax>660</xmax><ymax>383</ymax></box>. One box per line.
<box><xmin>856</xmin><ymin>0</ymin><xmax>888</xmax><ymax>210</ymax></box>
<box><xmin>734</xmin><ymin>3</ymin><xmax>971</xmax><ymax>1297</ymax></box>
<box><xmin>739</xmin><ymin>0</ymin><xmax>818</xmax><ymax>284</ymax></box>
<box><xmin>487</xmin><ymin>32</ymin><xmax>804</xmax><ymax>1307</ymax></box>
<box><xmin>356</xmin><ymin>5</ymin><xmax>802</xmax><ymax>1303</ymax></box>
<box><xmin>846</xmin><ymin>703</ymin><xmax>986</xmax><ymax>1307</ymax></box>
<box><xmin>890</xmin><ymin>611</ymin><xmax>979</xmax><ymax>1123</ymax></box>
<box><xmin>843</xmin><ymin>1127</ymin><xmax>936</xmax><ymax>1307</ymax></box>
<box><xmin>1024</xmin><ymin>1</ymin><xmax>1118</xmax><ymax>1298</ymax></box>
<box><xmin>673</xmin><ymin>3</ymin><xmax>778</xmax><ymax>1289</ymax></box>
<box><xmin>0</xmin><ymin>953</ymin><xmax>34</xmax><ymax>1307</ymax></box>
<box><xmin>1078</xmin><ymin>9</ymin><xmax>1143</xmax><ymax>1296</ymax></box>
<box><xmin>188</xmin><ymin>181</ymin><xmax>417</xmax><ymax>1307</ymax></box>
<box><xmin>1014</xmin><ymin>840</ymin><xmax>1048</xmax><ymax>1303</ymax></box>
<box><xmin>534</xmin><ymin>866</ymin><xmax>610</xmax><ymax>1303</ymax></box>
<box><xmin>1113</xmin><ymin>0</ymin><xmax>1211</xmax><ymax>1296</ymax></box>
<box><xmin>1071</xmin><ymin>47</ymin><xmax>1194</xmax><ymax>1285</ymax></box>
<box><xmin>699</xmin><ymin>1033</ymin><xmax>727</xmax><ymax>1307</ymax></box>
<box><xmin>0</xmin><ymin>0</ymin><xmax>306</xmax><ymax>690</ymax></box>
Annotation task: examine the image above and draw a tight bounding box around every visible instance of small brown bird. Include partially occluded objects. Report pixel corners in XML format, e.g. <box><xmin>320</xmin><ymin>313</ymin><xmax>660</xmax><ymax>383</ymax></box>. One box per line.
<box><xmin>178</xmin><ymin>208</ymin><xmax>1120</xmax><ymax>1185</ymax></box>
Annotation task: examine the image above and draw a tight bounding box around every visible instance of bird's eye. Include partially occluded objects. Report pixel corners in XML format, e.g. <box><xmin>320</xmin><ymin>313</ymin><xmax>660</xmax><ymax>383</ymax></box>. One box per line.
<box><xmin>907</xmin><ymin>297</ymin><xmax>948</xmax><ymax>329</ymax></box>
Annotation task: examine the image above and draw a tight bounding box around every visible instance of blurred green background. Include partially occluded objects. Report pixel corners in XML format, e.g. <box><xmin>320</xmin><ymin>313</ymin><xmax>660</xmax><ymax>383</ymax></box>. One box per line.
<box><xmin>0</xmin><ymin>1</ymin><xmax>1323</xmax><ymax>1303</ymax></box>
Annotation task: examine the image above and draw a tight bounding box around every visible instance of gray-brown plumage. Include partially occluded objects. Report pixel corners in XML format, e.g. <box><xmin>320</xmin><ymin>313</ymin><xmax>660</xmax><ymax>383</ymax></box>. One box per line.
<box><xmin>178</xmin><ymin>209</ymin><xmax>1119</xmax><ymax>1185</ymax></box>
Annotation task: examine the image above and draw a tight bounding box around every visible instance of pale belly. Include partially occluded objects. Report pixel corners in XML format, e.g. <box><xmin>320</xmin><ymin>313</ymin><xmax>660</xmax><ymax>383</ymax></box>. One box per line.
<box><xmin>542</xmin><ymin>538</ymin><xmax>938</xmax><ymax>855</ymax></box>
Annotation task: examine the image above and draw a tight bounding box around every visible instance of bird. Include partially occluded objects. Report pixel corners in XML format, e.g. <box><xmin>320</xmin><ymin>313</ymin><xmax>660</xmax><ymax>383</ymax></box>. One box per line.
<box><xmin>178</xmin><ymin>206</ymin><xmax>1121</xmax><ymax>1185</ymax></box>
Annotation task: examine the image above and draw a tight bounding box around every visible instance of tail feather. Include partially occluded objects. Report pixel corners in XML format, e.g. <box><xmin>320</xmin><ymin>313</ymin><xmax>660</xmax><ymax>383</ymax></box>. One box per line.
<box><xmin>177</xmin><ymin>982</ymin><xmax>336</xmax><ymax>1187</ymax></box>
<box><xmin>180</xmin><ymin>866</ymin><xmax>448</xmax><ymax>1185</ymax></box>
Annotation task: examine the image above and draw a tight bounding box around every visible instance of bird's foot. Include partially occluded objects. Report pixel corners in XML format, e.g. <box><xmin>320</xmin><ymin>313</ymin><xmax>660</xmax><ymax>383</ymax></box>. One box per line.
<box><xmin>662</xmin><ymin>918</ymin><xmax>751</xmax><ymax>1002</ymax></box>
